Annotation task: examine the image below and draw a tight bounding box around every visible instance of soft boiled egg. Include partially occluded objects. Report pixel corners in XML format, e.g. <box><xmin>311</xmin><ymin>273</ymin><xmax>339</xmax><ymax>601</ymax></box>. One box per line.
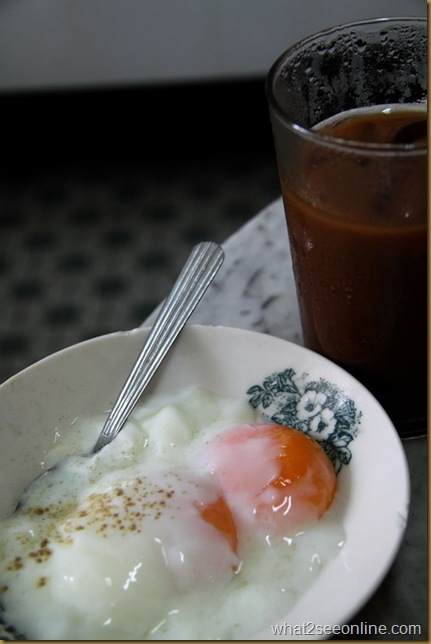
<box><xmin>199</xmin><ymin>422</ymin><xmax>337</xmax><ymax>534</ymax></box>
<box><xmin>0</xmin><ymin>466</ymin><xmax>239</xmax><ymax>640</ymax></box>
<box><xmin>0</xmin><ymin>386</ymin><xmax>344</xmax><ymax>640</ymax></box>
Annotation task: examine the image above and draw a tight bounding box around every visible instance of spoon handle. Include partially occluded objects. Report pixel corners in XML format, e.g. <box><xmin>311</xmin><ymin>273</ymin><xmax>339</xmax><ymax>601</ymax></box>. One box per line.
<box><xmin>93</xmin><ymin>241</ymin><xmax>224</xmax><ymax>453</ymax></box>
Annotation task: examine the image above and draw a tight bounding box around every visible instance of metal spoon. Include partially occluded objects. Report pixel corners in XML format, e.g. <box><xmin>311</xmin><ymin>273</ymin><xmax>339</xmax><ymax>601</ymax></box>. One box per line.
<box><xmin>2</xmin><ymin>242</ymin><xmax>225</xmax><ymax>639</ymax></box>
<box><xmin>12</xmin><ymin>242</ymin><xmax>223</xmax><ymax>513</ymax></box>
<box><xmin>93</xmin><ymin>241</ymin><xmax>224</xmax><ymax>452</ymax></box>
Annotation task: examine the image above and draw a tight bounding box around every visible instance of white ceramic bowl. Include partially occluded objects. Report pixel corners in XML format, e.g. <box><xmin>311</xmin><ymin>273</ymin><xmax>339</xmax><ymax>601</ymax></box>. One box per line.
<box><xmin>0</xmin><ymin>325</ymin><xmax>409</xmax><ymax>640</ymax></box>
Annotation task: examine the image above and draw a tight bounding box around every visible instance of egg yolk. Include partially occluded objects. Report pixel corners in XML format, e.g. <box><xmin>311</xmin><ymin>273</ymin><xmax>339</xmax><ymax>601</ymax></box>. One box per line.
<box><xmin>203</xmin><ymin>423</ymin><xmax>337</xmax><ymax>532</ymax></box>
<box><xmin>198</xmin><ymin>496</ymin><xmax>238</xmax><ymax>552</ymax></box>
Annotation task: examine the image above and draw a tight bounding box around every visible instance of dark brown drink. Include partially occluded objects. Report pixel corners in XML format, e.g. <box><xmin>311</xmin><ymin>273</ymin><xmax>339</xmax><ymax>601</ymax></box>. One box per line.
<box><xmin>280</xmin><ymin>105</ymin><xmax>427</xmax><ymax>433</ymax></box>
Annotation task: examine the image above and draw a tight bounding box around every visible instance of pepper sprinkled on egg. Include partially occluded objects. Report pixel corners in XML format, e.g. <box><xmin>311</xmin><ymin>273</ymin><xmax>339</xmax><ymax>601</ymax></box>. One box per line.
<box><xmin>0</xmin><ymin>386</ymin><xmax>343</xmax><ymax>640</ymax></box>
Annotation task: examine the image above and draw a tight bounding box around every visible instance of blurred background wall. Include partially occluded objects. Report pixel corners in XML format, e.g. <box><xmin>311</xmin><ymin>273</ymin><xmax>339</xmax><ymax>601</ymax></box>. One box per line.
<box><xmin>0</xmin><ymin>0</ymin><xmax>426</xmax><ymax>384</ymax></box>
<box><xmin>0</xmin><ymin>0</ymin><xmax>426</xmax><ymax>91</ymax></box>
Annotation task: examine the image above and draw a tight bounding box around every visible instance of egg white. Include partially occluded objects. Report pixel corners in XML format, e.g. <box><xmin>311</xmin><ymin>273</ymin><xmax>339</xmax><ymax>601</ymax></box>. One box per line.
<box><xmin>0</xmin><ymin>386</ymin><xmax>345</xmax><ymax>640</ymax></box>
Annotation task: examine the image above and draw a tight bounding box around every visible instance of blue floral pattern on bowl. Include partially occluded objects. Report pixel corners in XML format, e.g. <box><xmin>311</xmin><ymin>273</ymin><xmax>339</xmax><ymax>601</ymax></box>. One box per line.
<box><xmin>247</xmin><ymin>368</ymin><xmax>361</xmax><ymax>473</ymax></box>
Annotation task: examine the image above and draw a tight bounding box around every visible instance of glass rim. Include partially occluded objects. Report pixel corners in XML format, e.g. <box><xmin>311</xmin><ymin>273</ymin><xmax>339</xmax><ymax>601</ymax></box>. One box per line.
<box><xmin>266</xmin><ymin>16</ymin><xmax>427</xmax><ymax>156</ymax></box>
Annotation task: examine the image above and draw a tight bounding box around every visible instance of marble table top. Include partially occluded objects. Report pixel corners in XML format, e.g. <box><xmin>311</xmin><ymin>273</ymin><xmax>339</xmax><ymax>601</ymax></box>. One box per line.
<box><xmin>144</xmin><ymin>197</ymin><xmax>427</xmax><ymax>639</ymax></box>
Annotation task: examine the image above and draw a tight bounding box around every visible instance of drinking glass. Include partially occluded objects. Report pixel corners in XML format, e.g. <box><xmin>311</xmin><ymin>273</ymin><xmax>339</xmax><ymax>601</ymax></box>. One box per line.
<box><xmin>266</xmin><ymin>18</ymin><xmax>427</xmax><ymax>437</ymax></box>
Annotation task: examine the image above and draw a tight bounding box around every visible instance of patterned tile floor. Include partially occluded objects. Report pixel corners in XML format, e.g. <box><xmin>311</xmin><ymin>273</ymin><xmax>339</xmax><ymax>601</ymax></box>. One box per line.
<box><xmin>0</xmin><ymin>153</ymin><xmax>280</xmax><ymax>384</ymax></box>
